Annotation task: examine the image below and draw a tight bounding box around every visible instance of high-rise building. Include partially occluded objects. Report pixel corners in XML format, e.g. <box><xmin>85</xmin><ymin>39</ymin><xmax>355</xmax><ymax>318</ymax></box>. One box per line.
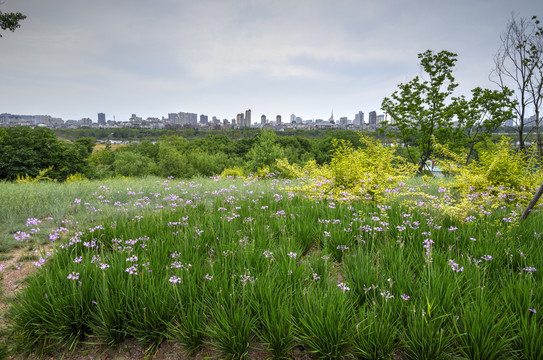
<box><xmin>199</xmin><ymin>114</ymin><xmax>209</xmax><ymax>124</ymax></box>
<box><xmin>245</xmin><ymin>109</ymin><xmax>251</xmax><ymax>127</ymax></box>
<box><xmin>236</xmin><ymin>113</ymin><xmax>244</xmax><ymax>127</ymax></box>
<box><xmin>376</xmin><ymin>115</ymin><xmax>385</xmax><ymax>125</ymax></box>
<box><xmin>276</xmin><ymin>115</ymin><xmax>282</xmax><ymax>124</ymax></box>
<box><xmin>354</xmin><ymin>111</ymin><xmax>364</xmax><ymax>126</ymax></box>
<box><xmin>98</xmin><ymin>113</ymin><xmax>106</xmax><ymax>124</ymax></box>
<box><xmin>290</xmin><ymin>113</ymin><xmax>296</xmax><ymax>123</ymax></box>
<box><xmin>261</xmin><ymin>115</ymin><xmax>267</xmax><ymax>124</ymax></box>
<box><xmin>369</xmin><ymin>111</ymin><xmax>377</xmax><ymax>125</ymax></box>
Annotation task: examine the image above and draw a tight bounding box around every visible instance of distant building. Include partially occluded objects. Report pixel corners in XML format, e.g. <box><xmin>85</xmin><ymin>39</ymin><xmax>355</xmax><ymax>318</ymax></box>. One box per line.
<box><xmin>199</xmin><ymin>114</ymin><xmax>209</xmax><ymax>124</ymax></box>
<box><xmin>245</xmin><ymin>109</ymin><xmax>251</xmax><ymax>127</ymax></box>
<box><xmin>377</xmin><ymin>114</ymin><xmax>385</xmax><ymax>125</ymax></box>
<box><xmin>98</xmin><ymin>113</ymin><xmax>106</xmax><ymax>124</ymax></box>
<box><xmin>236</xmin><ymin>113</ymin><xmax>245</xmax><ymax>127</ymax></box>
<box><xmin>369</xmin><ymin>111</ymin><xmax>377</xmax><ymax>126</ymax></box>
<box><xmin>276</xmin><ymin>115</ymin><xmax>282</xmax><ymax>124</ymax></box>
<box><xmin>261</xmin><ymin>115</ymin><xmax>267</xmax><ymax>124</ymax></box>
<box><xmin>80</xmin><ymin>117</ymin><xmax>93</xmax><ymax>126</ymax></box>
<box><xmin>354</xmin><ymin>111</ymin><xmax>364</xmax><ymax>126</ymax></box>
<box><xmin>290</xmin><ymin>113</ymin><xmax>296</xmax><ymax>123</ymax></box>
<box><xmin>340</xmin><ymin>117</ymin><xmax>348</xmax><ymax>125</ymax></box>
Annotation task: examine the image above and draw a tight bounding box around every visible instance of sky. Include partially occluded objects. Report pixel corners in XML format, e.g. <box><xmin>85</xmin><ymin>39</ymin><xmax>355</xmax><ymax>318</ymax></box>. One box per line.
<box><xmin>1</xmin><ymin>0</ymin><xmax>541</xmax><ymax>122</ymax></box>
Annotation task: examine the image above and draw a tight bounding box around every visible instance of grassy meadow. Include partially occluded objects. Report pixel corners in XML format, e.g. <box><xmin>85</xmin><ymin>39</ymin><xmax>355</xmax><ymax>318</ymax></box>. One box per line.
<box><xmin>0</xmin><ymin>175</ymin><xmax>542</xmax><ymax>359</ymax></box>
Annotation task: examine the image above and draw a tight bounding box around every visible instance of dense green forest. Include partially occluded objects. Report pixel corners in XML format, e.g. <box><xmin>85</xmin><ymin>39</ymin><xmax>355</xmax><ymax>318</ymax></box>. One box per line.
<box><xmin>0</xmin><ymin>125</ymin><xmax>525</xmax><ymax>182</ymax></box>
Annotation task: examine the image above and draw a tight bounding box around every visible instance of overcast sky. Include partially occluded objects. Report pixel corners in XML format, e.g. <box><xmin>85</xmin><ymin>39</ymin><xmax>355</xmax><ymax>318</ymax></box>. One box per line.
<box><xmin>1</xmin><ymin>0</ymin><xmax>541</xmax><ymax>122</ymax></box>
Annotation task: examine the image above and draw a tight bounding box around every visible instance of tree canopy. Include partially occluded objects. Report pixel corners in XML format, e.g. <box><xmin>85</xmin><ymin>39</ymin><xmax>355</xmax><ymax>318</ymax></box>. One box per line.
<box><xmin>0</xmin><ymin>8</ymin><xmax>26</xmax><ymax>37</ymax></box>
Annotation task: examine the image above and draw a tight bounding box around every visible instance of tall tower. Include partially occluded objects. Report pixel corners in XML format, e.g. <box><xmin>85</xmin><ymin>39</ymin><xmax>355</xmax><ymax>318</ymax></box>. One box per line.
<box><xmin>245</xmin><ymin>109</ymin><xmax>251</xmax><ymax>127</ymax></box>
<box><xmin>354</xmin><ymin>111</ymin><xmax>364</xmax><ymax>126</ymax></box>
<box><xmin>261</xmin><ymin>115</ymin><xmax>266</xmax><ymax>124</ymax></box>
<box><xmin>276</xmin><ymin>115</ymin><xmax>282</xmax><ymax>124</ymax></box>
<box><xmin>98</xmin><ymin>113</ymin><xmax>106</xmax><ymax>124</ymax></box>
<box><xmin>369</xmin><ymin>111</ymin><xmax>377</xmax><ymax>125</ymax></box>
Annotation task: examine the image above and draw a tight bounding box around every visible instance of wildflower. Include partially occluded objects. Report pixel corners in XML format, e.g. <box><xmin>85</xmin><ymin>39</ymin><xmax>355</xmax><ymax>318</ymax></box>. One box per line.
<box><xmin>380</xmin><ymin>290</ymin><xmax>394</xmax><ymax>300</ymax></box>
<box><xmin>523</xmin><ymin>267</ymin><xmax>537</xmax><ymax>272</ymax></box>
<box><xmin>401</xmin><ymin>294</ymin><xmax>410</xmax><ymax>301</ymax></box>
<box><xmin>25</xmin><ymin>218</ymin><xmax>41</xmax><ymax>227</ymax></box>
<box><xmin>74</xmin><ymin>198</ymin><xmax>81</xmax><ymax>204</ymax></box>
<box><xmin>126</xmin><ymin>255</ymin><xmax>138</xmax><ymax>262</ymax></box>
<box><xmin>337</xmin><ymin>282</ymin><xmax>350</xmax><ymax>292</ymax></box>
<box><xmin>448</xmin><ymin>226</ymin><xmax>458</xmax><ymax>231</ymax></box>
<box><xmin>125</xmin><ymin>265</ymin><xmax>138</xmax><ymax>275</ymax></box>
<box><xmin>67</xmin><ymin>272</ymin><xmax>80</xmax><ymax>280</ymax></box>
<box><xmin>481</xmin><ymin>255</ymin><xmax>493</xmax><ymax>261</ymax></box>
<box><xmin>73</xmin><ymin>256</ymin><xmax>83</xmax><ymax>263</ymax></box>
<box><xmin>313</xmin><ymin>273</ymin><xmax>321</xmax><ymax>280</ymax></box>
<box><xmin>99</xmin><ymin>263</ymin><xmax>110</xmax><ymax>270</ymax></box>
<box><xmin>449</xmin><ymin>259</ymin><xmax>464</xmax><ymax>273</ymax></box>
<box><xmin>203</xmin><ymin>274</ymin><xmax>213</xmax><ymax>281</ymax></box>
<box><xmin>529</xmin><ymin>308</ymin><xmax>537</xmax><ymax>313</ymax></box>
<box><xmin>287</xmin><ymin>252</ymin><xmax>297</xmax><ymax>259</ymax></box>
<box><xmin>169</xmin><ymin>276</ymin><xmax>182</xmax><ymax>284</ymax></box>
<box><xmin>33</xmin><ymin>257</ymin><xmax>46</xmax><ymax>267</ymax></box>
<box><xmin>263</xmin><ymin>250</ymin><xmax>273</xmax><ymax>258</ymax></box>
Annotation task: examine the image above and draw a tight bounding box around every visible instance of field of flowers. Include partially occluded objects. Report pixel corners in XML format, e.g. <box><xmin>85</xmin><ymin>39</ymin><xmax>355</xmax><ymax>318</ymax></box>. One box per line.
<box><xmin>1</xmin><ymin>174</ymin><xmax>542</xmax><ymax>359</ymax></box>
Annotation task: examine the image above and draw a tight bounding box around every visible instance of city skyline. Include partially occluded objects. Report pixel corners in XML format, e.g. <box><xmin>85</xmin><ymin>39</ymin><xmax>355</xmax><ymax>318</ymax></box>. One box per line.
<box><xmin>1</xmin><ymin>1</ymin><xmax>541</xmax><ymax>121</ymax></box>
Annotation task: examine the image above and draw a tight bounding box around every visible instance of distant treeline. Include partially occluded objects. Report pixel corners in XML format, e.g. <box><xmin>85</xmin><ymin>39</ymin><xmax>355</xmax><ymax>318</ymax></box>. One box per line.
<box><xmin>0</xmin><ymin>126</ymin><xmax>519</xmax><ymax>182</ymax></box>
<box><xmin>0</xmin><ymin>127</ymin><xmax>381</xmax><ymax>181</ymax></box>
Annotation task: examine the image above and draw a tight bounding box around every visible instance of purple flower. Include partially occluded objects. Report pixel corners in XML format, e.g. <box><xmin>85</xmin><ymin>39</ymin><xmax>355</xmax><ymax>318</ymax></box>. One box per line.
<box><xmin>523</xmin><ymin>267</ymin><xmax>537</xmax><ymax>272</ymax></box>
<box><xmin>529</xmin><ymin>308</ymin><xmax>537</xmax><ymax>314</ymax></box>
<box><xmin>401</xmin><ymin>294</ymin><xmax>410</xmax><ymax>301</ymax></box>
<box><xmin>337</xmin><ymin>282</ymin><xmax>350</xmax><ymax>292</ymax></box>
<box><xmin>67</xmin><ymin>272</ymin><xmax>80</xmax><ymax>280</ymax></box>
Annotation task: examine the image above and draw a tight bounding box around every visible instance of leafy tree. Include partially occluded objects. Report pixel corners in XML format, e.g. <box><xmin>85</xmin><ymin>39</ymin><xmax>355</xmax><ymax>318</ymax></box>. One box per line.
<box><xmin>454</xmin><ymin>87</ymin><xmax>514</xmax><ymax>164</ymax></box>
<box><xmin>382</xmin><ymin>50</ymin><xmax>459</xmax><ymax>173</ymax></box>
<box><xmin>0</xmin><ymin>7</ymin><xmax>26</xmax><ymax>37</ymax></box>
<box><xmin>0</xmin><ymin>127</ymin><xmax>88</xmax><ymax>181</ymax></box>
<box><xmin>246</xmin><ymin>130</ymin><xmax>285</xmax><ymax>171</ymax></box>
<box><xmin>74</xmin><ymin>137</ymin><xmax>96</xmax><ymax>157</ymax></box>
<box><xmin>157</xmin><ymin>142</ymin><xmax>194</xmax><ymax>178</ymax></box>
<box><xmin>113</xmin><ymin>151</ymin><xmax>157</xmax><ymax>177</ymax></box>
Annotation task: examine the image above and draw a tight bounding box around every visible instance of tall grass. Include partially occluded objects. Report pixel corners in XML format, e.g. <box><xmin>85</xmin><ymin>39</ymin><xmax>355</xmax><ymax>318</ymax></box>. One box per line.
<box><xmin>1</xmin><ymin>175</ymin><xmax>542</xmax><ymax>358</ymax></box>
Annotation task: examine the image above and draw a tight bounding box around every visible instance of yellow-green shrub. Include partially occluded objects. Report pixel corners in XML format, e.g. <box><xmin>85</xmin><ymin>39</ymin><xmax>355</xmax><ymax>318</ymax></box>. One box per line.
<box><xmin>432</xmin><ymin>137</ymin><xmax>543</xmax><ymax>218</ymax></box>
<box><xmin>277</xmin><ymin>134</ymin><xmax>415</xmax><ymax>201</ymax></box>
<box><xmin>220</xmin><ymin>166</ymin><xmax>245</xmax><ymax>178</ymax></box>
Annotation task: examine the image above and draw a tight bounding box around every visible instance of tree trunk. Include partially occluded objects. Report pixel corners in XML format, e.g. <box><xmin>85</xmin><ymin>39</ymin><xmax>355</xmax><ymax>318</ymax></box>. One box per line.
<box><xmin>521</xmin><ymin>182</ymin><xmax>543</xmax><ymax>221</ymax></box>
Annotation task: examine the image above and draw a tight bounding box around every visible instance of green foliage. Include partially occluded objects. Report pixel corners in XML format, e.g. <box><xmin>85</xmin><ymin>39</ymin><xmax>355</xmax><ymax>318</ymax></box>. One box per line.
<box><xmin>246</xmin><ymin>130</ymin><xmax>285</xmax><ymax>171</ymax></box>
<box><xmin>0</xmin><ymin>127</ymin><xmax>88</xmax><ymax>182</ymax></box>
<box><xmin>157</xmin><ymin>142</ymin><xmax>194</xmax><ymax>178</ymax></box>
<box><xmin>277</xmin><ymin>134</ymin><xmax>414</xmax><ymax>201</ymax></box>
<box><xmin>73</xmin><ymin>138</ymin><xmax>96</xmax><ymax>157</ymax></box>
<box><xmin>454</xmin><ymin>87</ymin><xmax>515</xmax><ymax>163</ymax></box>
<box><xmin>220</xmin><ymin>166</ymin><xmax>246</xmax><ymax>178</ymax></box>
<box><xmin>382</xmin><ymin>50</ymin><xmax>515</xmax><ymax>172</ymax></box>
<box><xmin>0</xmin><ymin>9</ymin><xmax>26</xmax><ymax>36</ymax></box>
<box><xmin>435</xmin><ymin>138</ymin><xmax>543</xmax><ymax>204</ymax></box>
<box><xmin>113</xmin><ymin>151</ymin><xmax>157</xmax><ymax>177</ymax></box>
<box><xmin>296</xmin><ymin>287</ymin><xmax>354</xmax><ymax>360</ymax></box>
<box><xmin>382</xmin><ymin>50</ymin><xmax>459</xmax><ymax>172</ymax></box>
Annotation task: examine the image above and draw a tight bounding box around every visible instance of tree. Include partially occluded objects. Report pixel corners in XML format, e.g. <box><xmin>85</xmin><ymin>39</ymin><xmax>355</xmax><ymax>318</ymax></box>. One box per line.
<box><xmin>0</xmin><ymin>127</ymin><xmax>88</xmax><ymax>181</ymax></box>
<box><xmin>246</xmin><ymin>129</ymin><xmax>285</xmax><ymax>171</ymax></box>
<box><xmin>381</xmin><ymin>50</ymin><xmax>459</xmax><ymax>173</ymax></box>
<box><xmin>490</xmin><ymin>14</ymin><xmax>543</xmax><ymax>155</ymax></box>
<box><xmin>0</xmin><ymin>6</ymin><xmax>26</xmax><ymax>37</ymax></box>
<box><xmin>454</xmin><ymin>87</ymin><xmax>514</xmax><ymax>164</ymax></box>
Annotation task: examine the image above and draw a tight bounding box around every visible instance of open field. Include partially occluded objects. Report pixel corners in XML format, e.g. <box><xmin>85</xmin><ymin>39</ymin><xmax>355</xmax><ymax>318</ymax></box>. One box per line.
<box><xmin>0</xmin><ymin>176</ymin><xmax>542</xmax><ymax>359</ymax></box>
